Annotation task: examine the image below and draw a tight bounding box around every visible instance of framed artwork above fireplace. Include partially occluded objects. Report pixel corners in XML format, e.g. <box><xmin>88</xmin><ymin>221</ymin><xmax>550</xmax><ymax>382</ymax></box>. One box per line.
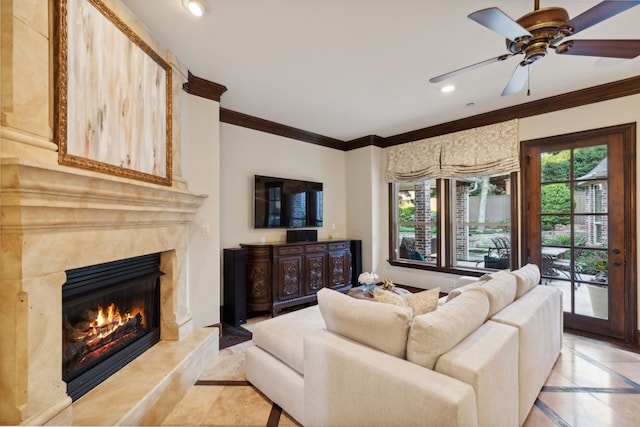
<box><xmin>55</xmin><ymin>0</ymin><xmax>173</xmax><ymax>186</ymax></box>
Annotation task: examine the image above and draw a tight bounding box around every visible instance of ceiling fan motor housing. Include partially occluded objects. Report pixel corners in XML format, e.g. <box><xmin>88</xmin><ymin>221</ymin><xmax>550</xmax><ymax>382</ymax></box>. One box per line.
<box><xmin>507</xmin><ymin>7</ymin><xmax>569</xmax><ymax>63</ymax></box>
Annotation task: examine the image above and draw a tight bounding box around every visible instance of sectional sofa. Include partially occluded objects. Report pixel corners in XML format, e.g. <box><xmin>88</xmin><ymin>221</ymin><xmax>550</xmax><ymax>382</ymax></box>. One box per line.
<box><xmin>246</xmin><ymin>264</ymin><xmax>563</xmax><ymax>426</ymax></box>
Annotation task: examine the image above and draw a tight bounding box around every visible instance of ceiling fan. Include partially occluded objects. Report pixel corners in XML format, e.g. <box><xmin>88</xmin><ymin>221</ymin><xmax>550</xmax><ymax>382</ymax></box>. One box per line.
<box><xmin>430</xmin><ymin>0</ymin><xmax>640</xmax><ymax>96</ymax></box>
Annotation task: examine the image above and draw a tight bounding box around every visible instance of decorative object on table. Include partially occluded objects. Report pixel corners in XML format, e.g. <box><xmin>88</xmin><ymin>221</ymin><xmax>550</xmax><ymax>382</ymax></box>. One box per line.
<box><xmin>382</xmin><ymin>278</ymin><xmax>395</xmax><ymax>290</ymax></box>
<box><xmin>358</xmin><ymin>272</ymin><xmax>379</xmax><ymax>293</ymax></box>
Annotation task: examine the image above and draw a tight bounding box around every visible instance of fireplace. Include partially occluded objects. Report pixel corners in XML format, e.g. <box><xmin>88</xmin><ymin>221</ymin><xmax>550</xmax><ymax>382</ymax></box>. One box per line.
<box><xmin>1</xmin><ymin>155</ymin><xmax>210</xmax><ymax>425</ymax></box>
<box><xmin>62</xmin><ymin>253</ymin><xmax>162</xmax><ymax>401</ymax></box>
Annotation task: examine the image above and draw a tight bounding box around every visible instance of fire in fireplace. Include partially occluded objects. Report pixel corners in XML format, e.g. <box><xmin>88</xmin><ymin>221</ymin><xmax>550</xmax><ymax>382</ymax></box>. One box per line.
<box><xmin>62</xmin><ymin>253</ymin><xmax>162</xmax><ymax>401</ymax></box>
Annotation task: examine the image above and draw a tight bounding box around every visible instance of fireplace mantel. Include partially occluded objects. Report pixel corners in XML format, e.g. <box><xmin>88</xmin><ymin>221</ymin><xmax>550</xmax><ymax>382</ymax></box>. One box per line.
<box><xmin>0</xmin><ymin>157</ymin><xmax>208</xmax><ymax>424</ymax></box>
<box><xmin>2</xmin><ymin>158</ymin><xmax>206</xmax><ymax>231</ymax></box>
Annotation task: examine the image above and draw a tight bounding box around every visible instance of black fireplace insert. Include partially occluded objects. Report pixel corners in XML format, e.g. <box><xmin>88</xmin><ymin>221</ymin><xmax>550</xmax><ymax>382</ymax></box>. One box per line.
<box><xmin>62</xmin><ymin>253</ymin><xmax>162</xmax><ymax>401</ymax></box>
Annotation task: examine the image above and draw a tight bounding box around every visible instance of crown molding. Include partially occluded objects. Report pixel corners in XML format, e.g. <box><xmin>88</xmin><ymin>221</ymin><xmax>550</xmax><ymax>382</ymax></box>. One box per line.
<box><xmin>384</xmin><ymin>75</ymin><xmax>640</xmax><ymax>147</ymax></box>
<box><xmin>182</xmin><ymin>71</ymin><xmax>227</xmax><ymax>102</ymax></box>
<box><xmin>190</xmin><ymin>73</ymin><xmax>640</xmax><ymax>150</ymax></box>
<box><xmin>219</xmin><ymin>108</ymin><xmax>345</xmax><ymax>150</ymax></box>
<box><xmin>345</xmin><ymin>135</ymin><xmax>386</xmax><ymax>150</ymax></box>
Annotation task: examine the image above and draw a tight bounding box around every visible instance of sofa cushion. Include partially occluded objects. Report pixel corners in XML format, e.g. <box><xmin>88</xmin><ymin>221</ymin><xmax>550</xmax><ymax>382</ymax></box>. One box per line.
<box><xmin>481</xmin><ymin>274</ymin><xmax>517</xmax><ymax>318</ymax></box>
<box><xmin>317</xmin><ymin>287</ymin><xmax>413</xmax><ymax>359</ymax></box>
<box><xmin>374</xmin><ymin>287</ymin><xmax>440</xmax><ymax>316</ymax></box>
<box><xmin>445</xmin><ymin>281</ymin><xmax>484</xmax><ymax>303</ymax></box>
<box><xmin>510</xmin><ymin>263</ymin><xmax>541</xmax><ymax>299</ymax></box>
<box><xmin>251</xmin><ymin>305</ymin><xmax>325</xmax><ymax>375</ymax></box>
<box><xmin>407</xmin><ymin>288</ymin><xmax>490</xmax><ymax>369</ymax></box>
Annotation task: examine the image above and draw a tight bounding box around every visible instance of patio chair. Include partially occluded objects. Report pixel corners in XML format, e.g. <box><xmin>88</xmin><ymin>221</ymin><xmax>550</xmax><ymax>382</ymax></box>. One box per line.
<box><xmin>488</xmin><ymin>236</ymin><xmax>510</xmax><ymax>258</ymax></box>
<box><xmin>399</xmin><ymin>237</ymin><xmax>425</xmax><ymax>261</ymax></box>
<box><xmin>541</xmin><ymin>255</ymin><xmax>559</xmax><ymax>284</ymax></box>
<box><xmin>551</xmin><ymin>248</ymin><xmax>583</xmax><ymax>289</ymax></box>
<box><xmin>485</xmin><ymin>237</ymin><xmax>510</xmax><ymax>269</ymax></box>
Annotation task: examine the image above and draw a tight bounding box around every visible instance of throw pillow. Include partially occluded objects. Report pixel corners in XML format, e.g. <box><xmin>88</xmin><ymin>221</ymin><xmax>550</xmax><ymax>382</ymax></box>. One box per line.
<box><xmin>317</xmin><ymin>288</ymin><xmax>413</xmax><ymax>359</ymax></box>
<box><xmin>373</xmin><ymin>288</ymin><xmax>407</xmax><ymax>307</ymax></box>
<box><xmin>411</xmin><ymin>249</ymin><xmax>425</xmax><ymax>261</ymax></box>
<box><xmin>373</xmin><ymin>288</ymin><xmax>440</xmax><ymax>317</ymax></box>
<box><xmin>403</xmin><ymin>287</ymin><xmax>440</xmax><ymax>316</ymax></box>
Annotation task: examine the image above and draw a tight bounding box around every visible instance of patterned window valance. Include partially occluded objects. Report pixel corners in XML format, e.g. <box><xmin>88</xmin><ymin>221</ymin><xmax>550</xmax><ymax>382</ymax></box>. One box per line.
<box><xmin>385</xmin><ymin>119</ymin><xmax>519</xmax><ymax>182</ymax></box>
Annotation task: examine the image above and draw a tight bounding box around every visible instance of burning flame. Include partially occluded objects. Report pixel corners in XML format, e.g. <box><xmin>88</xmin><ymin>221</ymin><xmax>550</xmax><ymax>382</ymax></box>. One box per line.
<box><xmin>92</xmin><ymin>303</ymin><xmax>130</xmax><ymax>333</ymax></box>
<box><xmin>82</xmin><ymin>303</ymin><xmax>145</xmax><ymax>346</ymax></box>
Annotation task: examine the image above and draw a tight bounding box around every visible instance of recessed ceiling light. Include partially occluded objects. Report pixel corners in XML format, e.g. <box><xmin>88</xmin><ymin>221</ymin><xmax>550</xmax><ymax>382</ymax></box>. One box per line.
<box><xmin>441</xmin><ymin>85</ymin><xmax>456</xmax><ymax>93</ymax></box>
<box><xmin>183</xmin><ymin>0</ymin><xmax>207</xmax><ymax>17</ymax></box>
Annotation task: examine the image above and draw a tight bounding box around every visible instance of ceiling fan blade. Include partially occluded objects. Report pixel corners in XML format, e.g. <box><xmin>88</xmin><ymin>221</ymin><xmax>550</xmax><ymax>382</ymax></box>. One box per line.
<box><xmin>429</xmin><ymin>54</ymin><xmax>513</xmax><ymax>83</ymax></box>
<box><xmin>556</xmin><ymin>39</ymin><xmax>640</xmax><ymax>58</ymax></box>
<box><xmin>501</xmin><ymin>63</ymin><xmax>529</xmax><ymax>96</ymax></box>
<box><xmin>561</xmin><ymin>1</ymin><xmax>640</xmax><ymax>36</ymax></box>
<box><xmin>468</xmin><ymin>7</ymin><xmax>532</xmax><ymax>42</ymax></box>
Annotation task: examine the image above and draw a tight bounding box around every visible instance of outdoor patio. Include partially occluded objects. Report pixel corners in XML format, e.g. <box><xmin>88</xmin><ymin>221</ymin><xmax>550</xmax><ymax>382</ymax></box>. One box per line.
<box><xmin>455</xmin><ymin>258</ymin><xmax>607</xmax><ymax>320</ymax></box>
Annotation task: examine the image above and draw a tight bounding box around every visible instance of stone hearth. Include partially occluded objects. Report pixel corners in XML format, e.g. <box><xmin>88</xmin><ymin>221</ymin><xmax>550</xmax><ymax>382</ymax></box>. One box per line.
<box><xmin>0</xmin><ymin>158</ymin><xmax>210</xmax><ymax>425</ymax></box>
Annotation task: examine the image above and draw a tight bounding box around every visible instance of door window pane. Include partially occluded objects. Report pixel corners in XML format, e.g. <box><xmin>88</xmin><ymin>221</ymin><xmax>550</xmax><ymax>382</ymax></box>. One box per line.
<box><xmin>540</xmin><ymin>183</ymin><xmax>572</xmax><ymax>214</ymax></box>
<box><xmin>541</xmin><ymin>149</ymin><xmax>571</xmax><ymax>182</ymax></box>
<box><xmin>574</xmin><ymin>145</ymin><xmax>608</xmax><ymax>180</ymax></box>
<box><xmin>541</xmin><ymin>215</ymin><xmax>571</xmax><ymax>238</ymax></box>
<box><xmin>574</xmin><ymin>182</ymin><xmax>607</xmax><ymax>215</ymax></box>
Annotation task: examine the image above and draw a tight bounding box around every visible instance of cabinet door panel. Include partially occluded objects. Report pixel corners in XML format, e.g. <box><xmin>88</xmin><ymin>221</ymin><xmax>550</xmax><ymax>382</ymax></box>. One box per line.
<box><xmin>276</xmin><ymin>256</ymin><xmax>304</xmax><ymax>300</ymax></box>
<box><xmin>328</xmin><ymin>250</ymin><xmax>352</xmax><ymax>289</ymax></box>
<box><xmin>245</xmin><ymin>259</ymin><xmax>272</xmax><ymax>312</ymax></box>
<box><xmin>305</xmin><ymin>254</ymin><xmax>326</xmax><ymax>295</ymax></box>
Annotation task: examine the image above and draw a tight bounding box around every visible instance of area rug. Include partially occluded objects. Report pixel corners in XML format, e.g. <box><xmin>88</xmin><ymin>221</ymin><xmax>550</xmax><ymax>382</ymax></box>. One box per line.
<box><xmin>219</xmin><ymin>323</ymin><xmax>252</xmax><ymax>350</ymax></box>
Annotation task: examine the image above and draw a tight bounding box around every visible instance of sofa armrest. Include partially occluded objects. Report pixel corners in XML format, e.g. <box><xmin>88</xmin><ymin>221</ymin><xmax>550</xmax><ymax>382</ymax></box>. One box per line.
<box><xmin>490</xmin><ymin>285</ymin><xmax>563</xmax><ymax>424</ymax></box>
<box><xmin>303</xmin><ymin>329</ymin><xmax>479</xmax><ymax>427</ymax></box>
<box><xmin>435</xmin><ymin>320</ymin><xmax>519</xmax><ymax>427</ymax></box>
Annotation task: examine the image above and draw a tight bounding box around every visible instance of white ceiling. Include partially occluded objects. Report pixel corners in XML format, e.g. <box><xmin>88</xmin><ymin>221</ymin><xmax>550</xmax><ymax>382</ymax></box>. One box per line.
<box><xmin>120</xmin><ymin>0</ymin><xmax>640</xmax><ymax>141</ymax></box>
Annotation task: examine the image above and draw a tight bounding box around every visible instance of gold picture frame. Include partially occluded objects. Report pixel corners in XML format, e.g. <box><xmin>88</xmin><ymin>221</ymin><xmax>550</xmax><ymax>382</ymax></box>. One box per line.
<box><xmin>56</xmin><ymin>0</ymin><xmax>172</xmax><ymax>186</ymax></box>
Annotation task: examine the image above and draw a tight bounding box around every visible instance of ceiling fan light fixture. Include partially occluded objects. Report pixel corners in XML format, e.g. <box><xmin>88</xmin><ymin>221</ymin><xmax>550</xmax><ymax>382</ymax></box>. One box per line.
<box><xmin>432</xmin><ymin>1</ymin><xmax>640</xmax><ymax>96</ymax></box>
<box><xmin>183</xmin><ymin>0</ymin><xmax>207</xmax><ymax>17</ymax></box>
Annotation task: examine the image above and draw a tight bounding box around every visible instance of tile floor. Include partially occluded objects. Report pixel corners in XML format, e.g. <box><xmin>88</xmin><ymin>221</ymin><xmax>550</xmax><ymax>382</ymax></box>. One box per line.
<box><xmin>162</xmin><ymin>328</ymin><xmax>640</xmax><ymax>427</ymax></box>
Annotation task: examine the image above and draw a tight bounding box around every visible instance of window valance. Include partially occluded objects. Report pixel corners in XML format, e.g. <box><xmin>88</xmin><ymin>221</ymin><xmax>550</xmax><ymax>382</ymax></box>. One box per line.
<box><xmin>385</xmin><ymin>119</ymin><xmax>519</xmax><ymax>182</ymax></box>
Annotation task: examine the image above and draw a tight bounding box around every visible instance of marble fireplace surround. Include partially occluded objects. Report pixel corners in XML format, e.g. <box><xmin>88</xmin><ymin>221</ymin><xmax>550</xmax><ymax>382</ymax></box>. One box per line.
<box><xmin>0</xmin><ymin>157</ymin><xmax>214</xmax><ymax>425</ymax></box>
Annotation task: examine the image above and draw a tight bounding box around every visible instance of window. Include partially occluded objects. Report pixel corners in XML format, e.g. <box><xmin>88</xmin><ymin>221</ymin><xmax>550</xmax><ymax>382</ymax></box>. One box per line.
<box><xmin>396</xmin><ymin>179</ymin><xmax>438</xmax><ymax>264</ymax></box>
<box><xmin>390</xmin><ymin>172</ymin><xmax>516</xmax><ymax>272</ymax></box>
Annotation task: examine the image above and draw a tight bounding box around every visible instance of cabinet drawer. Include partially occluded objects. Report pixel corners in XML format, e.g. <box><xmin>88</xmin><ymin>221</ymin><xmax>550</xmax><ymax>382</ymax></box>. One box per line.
<box><xmin>328</xmin><ymin>242</ymin><xmax>348</xmax><ymax>251</ymax></box>
<box><xmin>275</xmin><ymin>245</ymin><xmax>302</xmax><ymax>256</ymax></box>
<box><xmin>305</xmin><ymin>243</ymin><xmax>327</xmax><ymax>253</ymax></box>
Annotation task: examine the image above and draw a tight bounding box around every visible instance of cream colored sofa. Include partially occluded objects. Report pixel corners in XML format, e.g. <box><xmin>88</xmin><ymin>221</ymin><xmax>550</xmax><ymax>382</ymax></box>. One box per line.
<box><xmin>246</xmin><ymin>264</ymin><xmax>562</xmax><ymax>427</ymax></box>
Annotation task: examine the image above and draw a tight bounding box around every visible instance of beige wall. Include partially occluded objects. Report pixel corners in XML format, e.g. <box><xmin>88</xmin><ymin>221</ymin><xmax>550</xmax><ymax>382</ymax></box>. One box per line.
<box><xmin>182</xmin><ymin>92</ymin><xmax>221</xmax><ymax>328</ymax></box>
<box><xmin>345</xmin><ymin>145</ymin><xmax>384</xmax><ymax>273</ymax></box>
<box><xmin>219</xmin><ymin>122</ymin><xmax>348</xmax><ymax>252</ymax></box>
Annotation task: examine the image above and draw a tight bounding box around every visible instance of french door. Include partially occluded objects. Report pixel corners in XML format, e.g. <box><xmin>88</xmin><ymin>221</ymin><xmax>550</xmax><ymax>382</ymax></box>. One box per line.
<box><xmin>522</xmin><ymin>123</ymin><xmax>636</xmax><ymax>342</ymax></box>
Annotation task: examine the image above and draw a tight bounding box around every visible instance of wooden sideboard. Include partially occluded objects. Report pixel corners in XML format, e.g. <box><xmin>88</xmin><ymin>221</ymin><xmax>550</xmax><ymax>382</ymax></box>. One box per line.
<box><xmin>240</xmin><ymin>240</ymin><xmax>352</xmax><ymax>316</ymax></box>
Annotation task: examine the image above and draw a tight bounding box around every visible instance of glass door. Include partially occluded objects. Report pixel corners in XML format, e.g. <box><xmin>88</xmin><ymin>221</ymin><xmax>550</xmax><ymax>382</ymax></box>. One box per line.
<box><xmin>523</xmin><ymin>124</ymin><xmax>635</xmax><ymax>341</ymax></box>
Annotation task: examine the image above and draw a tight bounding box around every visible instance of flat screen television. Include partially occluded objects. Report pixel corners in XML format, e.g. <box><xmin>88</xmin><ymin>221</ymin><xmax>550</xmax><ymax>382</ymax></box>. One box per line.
<box><xmin>254</xmin><ymin>175</ymin><xmax>323</xmax><ymax>228</ymax></box>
